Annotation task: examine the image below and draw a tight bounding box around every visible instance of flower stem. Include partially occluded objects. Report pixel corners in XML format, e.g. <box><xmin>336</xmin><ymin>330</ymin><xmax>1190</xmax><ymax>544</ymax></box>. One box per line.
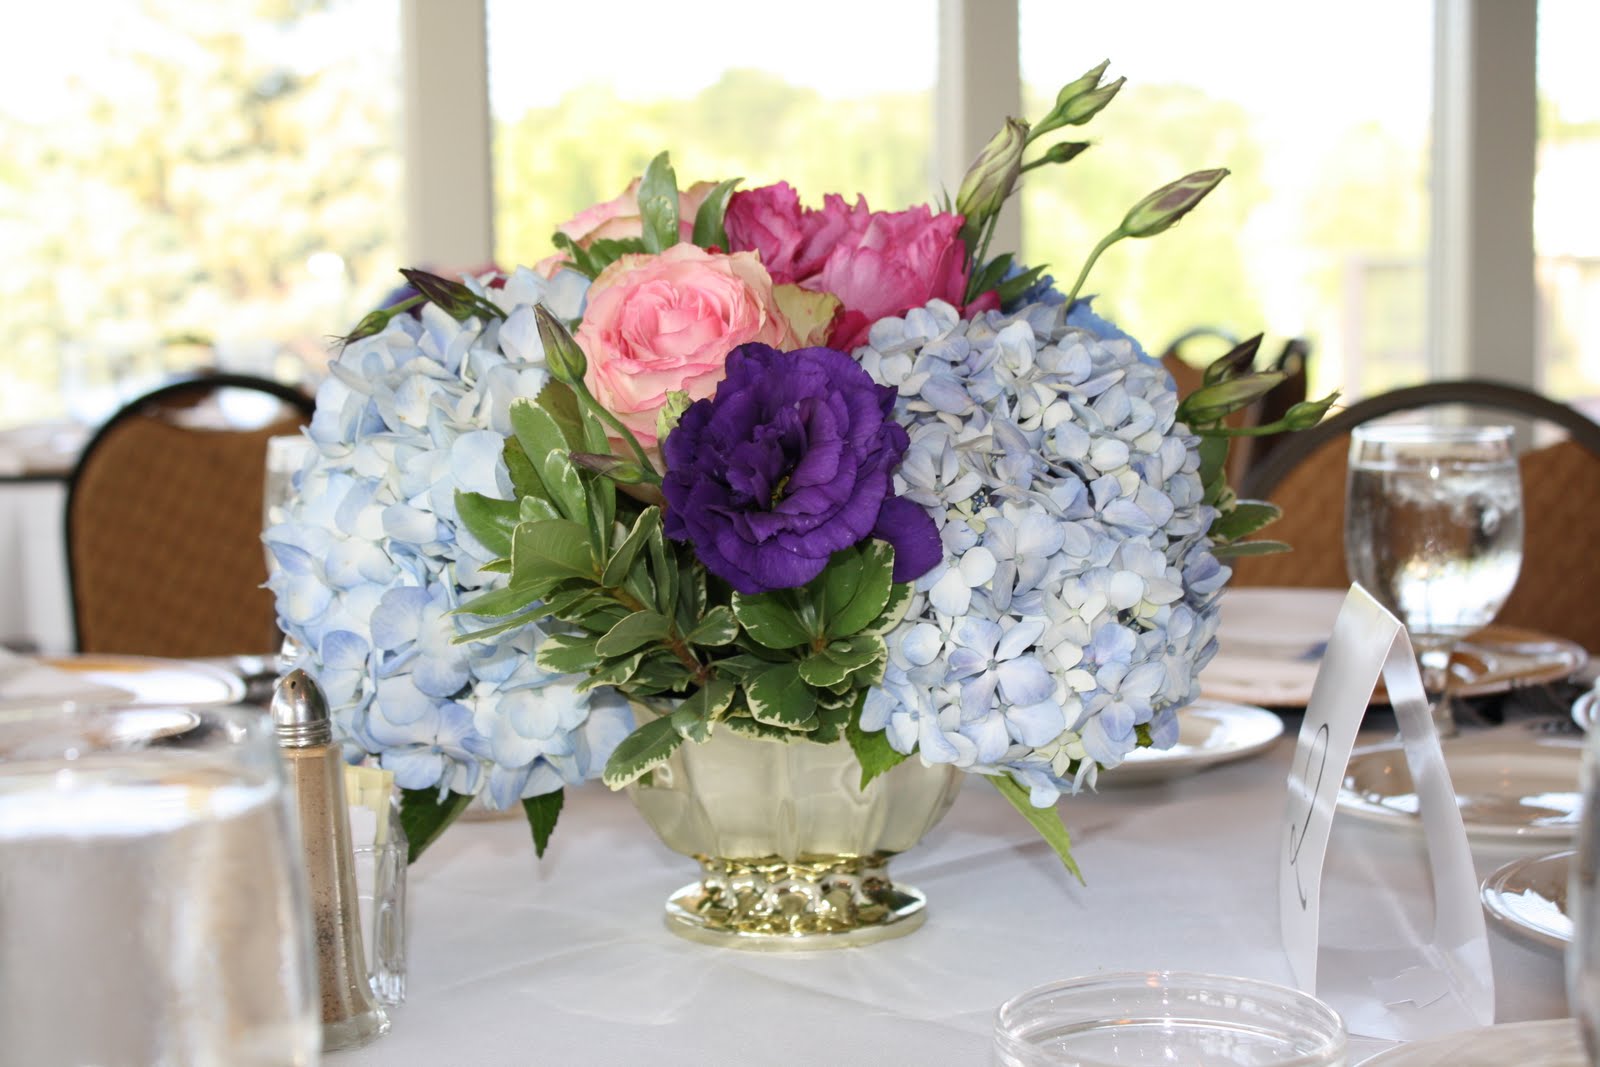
<box><xmin>567</xmin><ymin>376</ymin><xmax>662</xmax><ymax>484</ymax></box>
<box><xmin>1064</xmin><ymin>230</ymin><xmax>1123</xmax><ymax>307</ymax></box>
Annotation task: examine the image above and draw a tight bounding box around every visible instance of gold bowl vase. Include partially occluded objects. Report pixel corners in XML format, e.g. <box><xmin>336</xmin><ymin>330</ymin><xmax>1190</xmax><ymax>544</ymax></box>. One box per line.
<box><xmin>625</xmin><ymin>710</ymin><xmax>963</xmax><ymax>951</ymax></box>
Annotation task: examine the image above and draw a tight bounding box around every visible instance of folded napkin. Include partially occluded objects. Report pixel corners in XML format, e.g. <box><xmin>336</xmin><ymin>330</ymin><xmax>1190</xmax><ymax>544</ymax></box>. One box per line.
<box><xmin>0</xmin><ymin>649</ymin><xmax>137</xmax><ymax>710</ymax></box>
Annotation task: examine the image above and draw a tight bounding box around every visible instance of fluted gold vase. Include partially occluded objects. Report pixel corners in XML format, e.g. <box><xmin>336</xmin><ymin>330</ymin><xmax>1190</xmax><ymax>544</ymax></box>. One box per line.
<box><xmin>625</xmin><ymin>707</ymin><xmax>963</xmax><ymax>951</ymax></box>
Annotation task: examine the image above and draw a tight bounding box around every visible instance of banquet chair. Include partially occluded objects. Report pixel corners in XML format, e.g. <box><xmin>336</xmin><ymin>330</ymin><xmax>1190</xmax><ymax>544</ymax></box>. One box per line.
<box><xmin>65</xmin><ymin>373</ymin><xmax>315</xmax><ymax>657</ymax></box>
<box><xmin>1232</xmin><ymin>378</ymin><xmax>1600</xmax><ymax>654</ymax></box>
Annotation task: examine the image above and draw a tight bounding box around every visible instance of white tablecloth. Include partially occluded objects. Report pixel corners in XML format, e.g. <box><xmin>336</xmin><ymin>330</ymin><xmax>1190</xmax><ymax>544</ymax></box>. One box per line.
<box><xmin>0</xmin><ymin>480</ymin><xmax>72</xmax><ymax>653</ymax></box>
<box><xmin>334</xmin><ymin>723</ymin><xmax>1570</xmax><ymax>1066</ymax></box>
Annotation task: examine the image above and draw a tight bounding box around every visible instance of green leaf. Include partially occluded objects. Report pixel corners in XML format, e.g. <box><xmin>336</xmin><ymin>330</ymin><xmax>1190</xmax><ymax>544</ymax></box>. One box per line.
<box><xmin>1211</xmin><ymin>539</ymin><xmax>1292</xmax><ymax>559</ymax></box>
<box><xmin>691</xmin><ymin>177</ymin><xmax>742</xmax><ymax>250</ymax></box>
<box><xmin>536</xmin><ymin>633</ymin><xmax>603</xmax><ymax>674</ymax></box>
<box><xmin>595</xmin><ymin>610</ymin><xmax>672</xmax><ymax>657</ymax></box>
<box><xmin>669</xmin><ymin>678</ymin><xmax>736</xmax><ymax>742</ymax></box>
<box><xmin>521</xmin><ymin>790</ymin><xmax>563</xmax><ymax>858</ymax></box>
<box><xmin>1208</xmin><ymin>500</ymin><xmax>1282</xmax><ymax>544</ymax></box>
<box><xmin>994</xmin><ymin>262</ymin><xmax>1049</xmax><ymax>305</ymax></box>
<box><xmin>686</xmin><ymin>605</ymin><xmax>739</xmax><ymax>647</ymax></box>
<box><xmin>823</xmin><ymin>542</ymin><xmax>895</xmax><ymax>638</ymax></box>
<box><xmin>585</xmin><ymin>650</ymin><xmax>646</xmax><ymax>689</ymax></box>
<box><xmin>648</xmin><ymin>525</ymin><xmax>679</xmax><ymax>618</ymax></box>
<box><xmin>519</xmin><ymin>494</ymin><xmax>561</xmax><ymax>524</ymax></box>
<box><xmin>399</xmin><ymin>788</ymin><xmax>476</xmax><ymax>865</ymax></box>
<box><xmin>512</xmin><ymin>519</ymin><xmax>595</xmax><ymax>582</ymax></box>
<box><xmin>731</xmin><ymin>592</ymin><xmax>812</xmax><ymax>649</ymax></box>
<box><xmin>509</xmin><ymin>398</ymin><xmax>587</xmax><ymax>523</ymax></box>
<box><xmin>602</xmin><ymin>715</ymin><xmax>684</xmax><ymax>787</ymax></box>
<box><xmin>723</xmin><ymin>714</ymin><xmax>796</xmax><ymax>741</ymax></box>
<box><xmin>453</xmin><ymin>611</ymin><xmax>542</xmax><ymax>644</ymax></box>
<box><xmin>859</xmin><ymin>581</ymin><xmax>915</xmax><ymax>637</ymax></box>
<box><xmin>991</xmin><ymin>774</ymin><xmax>1083</xmax><ymax>884</ymax></box>
<box><xmin>628</xmin><ymin>656</ymin><xmax>692</xmax><ymax>694</ymax></box>
<box><xmin>745</xmin><ymin>663</ymin><xmax>815</xmax><ymax>729</ymax></box>
<box><xmin>798</xmin><ymin>651</ymin><xmax>852</xmax><ymax>688</ymax></box>
<box><xmin>846</xmin><ymin>709</ymin><xmax>909</xmax><ymax>791</ymax></box>
<box><xmin>602</xmin><ymin>507</ymin><xmax>661</xmax><ymax>589</ymax></box>
<box><xmin>677</xmin><ymin>567</ymin><xmax>708</xmax><ymax>632</ymax></box>
<box><xmin>636</xmin><ymin>152</ymin><xmax>679</xmax><ymax>254</ymax></box>
<box><xmin>580</xmin><ymin>236</ymin><xmax>648</xmax><ymax>276</ymax></box>
<box><xmin>503</xmin><ymin>437</ymin><xmax>546</xmax><ymax>501</ymax></box>
<box><xmin>455</xmin><ymin>582</ymin><xmax>548</xmax><ymax>620</ymax></box>
<box><xmin>536</xmin><ymin>378</ymin><xmax>609</xmax><ymax>454</ymax></box>
<box><xmin>455</xmin><ymin>491</ymin><xmax>520</xmax><ymax>558</ymax></box>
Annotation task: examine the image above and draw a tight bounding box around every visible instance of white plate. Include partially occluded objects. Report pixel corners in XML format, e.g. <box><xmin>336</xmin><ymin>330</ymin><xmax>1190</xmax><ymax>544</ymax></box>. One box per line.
<box><xmin>1573</xmin><ymin>684</ymin><xmax>1599</xmax><ymax>732</ymax></box>
<box><xmin>1358</xmin><ymin>1018</ymin><xmax>1585</xmax><ymax>1066</ymax></box>
<box><xmin>37</xmin><ymin>654</ymin><xmax>245</xmax><ymax>708</ymax></box>
<box><xmin>1481</xmin><ymin>850</ymin><xmax>1574</xmax><ymax>952</ymax></box>
<box><xmin>1203</xmin><ymin>587</ymin><xmax>1588</xmax><ymax>708</ymax></box>
<box><xmin>1104</xmin><ymin>700</ymin><xmax>1284</xmax><ymax>786</ymax></box>
<box><xmin>1336</xmin><ymin>730</ymin><xmax>1583</xmax><ymax>842</ymax></box>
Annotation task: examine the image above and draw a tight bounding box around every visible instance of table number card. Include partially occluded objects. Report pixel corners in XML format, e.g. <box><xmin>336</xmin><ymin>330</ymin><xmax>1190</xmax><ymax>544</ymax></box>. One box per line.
<box><xmin>1278</xmin><ymin>584</ymin><xmax>1494</xmax><ymax>1041</ymax></box>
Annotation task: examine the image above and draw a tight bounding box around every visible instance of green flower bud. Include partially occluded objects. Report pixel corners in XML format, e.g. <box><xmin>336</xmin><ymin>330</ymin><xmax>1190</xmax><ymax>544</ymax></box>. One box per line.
<box><xmin>1119</xmin><ymin>169</ymin><xmax>1229</xmax><ymax>239</ymax></box>
<box><xmin>1055</xmin><ymin>60</ymin><xmax>1110</xmax><ymax>110</ymax></box>
<box><xmin>956</xmin><ymin>118</ymin><xmax>1029</xmax><ymax>222</ymax></box>
<box><xmin>1035</xmin><ymin>140</ymin><xmax>1090</xmax><ymax>167</ymax></box>
<box><xmin>534</xmin><ymin>305</ymin><xmax>587</xmax><ymax>384</ymax></box>
<box><xmin>1059</xmin><ymin>76</ymin><xmax>1125</xmax><ymax>126</ymax></box>
<box><xmin>1283</xmin><ymin>393</ymin><xmax>1339</xmax><ymax>430</ymax></box>
<box><xmin>655</xmin><ymin>389</ymin><xmax>693</xmax><ymax>444</ymax></box>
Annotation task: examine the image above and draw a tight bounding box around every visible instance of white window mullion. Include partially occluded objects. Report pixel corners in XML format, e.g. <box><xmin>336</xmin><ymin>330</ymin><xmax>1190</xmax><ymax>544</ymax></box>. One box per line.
<box><xmin>937</xmin><ymin>0</ymin><xmax>1021</xmax><ymax>254</ymax></box>
<box><xmin>400</xmin><ymin>0</ymin><xmax>495</xmax><ymax>271</ymax></box>
<box><xmin>1429</xmin><ymin>0</ymin><xmax>1538</xmax><ymax>386</ymax></box>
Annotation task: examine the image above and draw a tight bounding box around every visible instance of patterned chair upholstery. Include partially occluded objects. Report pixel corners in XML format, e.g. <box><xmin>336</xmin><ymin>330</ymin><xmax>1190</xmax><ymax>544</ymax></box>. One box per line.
<box><xmin>66</xmin><ymin>374</ymin><xmax>314</xmax><ymax>657</ymax></box>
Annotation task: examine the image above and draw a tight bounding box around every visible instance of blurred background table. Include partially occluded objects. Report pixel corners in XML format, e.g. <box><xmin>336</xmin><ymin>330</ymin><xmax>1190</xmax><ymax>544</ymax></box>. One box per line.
<box><xmin>333</xmin><ymin>711</ymin><xmax>1572</xmax><ymax>1066</ymax></box>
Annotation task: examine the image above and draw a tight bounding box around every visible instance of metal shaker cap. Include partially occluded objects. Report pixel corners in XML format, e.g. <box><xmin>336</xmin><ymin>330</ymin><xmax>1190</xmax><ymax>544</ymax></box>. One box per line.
<box><xmin>270</xmin><ymin>668</ymin><xmax>333</xmax><ymax>748</ymax></box>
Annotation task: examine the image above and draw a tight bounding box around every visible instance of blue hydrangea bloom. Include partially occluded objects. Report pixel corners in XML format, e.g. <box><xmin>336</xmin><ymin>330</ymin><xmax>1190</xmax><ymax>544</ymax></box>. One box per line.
<box><xmin>265</xmin><ymin>267</ymin><xmax>634</xmax><ymax>806</ymax></box>
<box><xmin>855</xmin><ymin>295</ymin><xmax>1227</xmax><ymax>805</ymax></box>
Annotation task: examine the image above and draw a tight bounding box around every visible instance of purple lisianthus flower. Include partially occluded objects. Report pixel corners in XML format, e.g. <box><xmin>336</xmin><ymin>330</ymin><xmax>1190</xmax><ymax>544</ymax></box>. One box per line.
<box><xmin>661</xmin><ymin>343</ymin><xmax>941</xmax><ymax>594</ymax></box>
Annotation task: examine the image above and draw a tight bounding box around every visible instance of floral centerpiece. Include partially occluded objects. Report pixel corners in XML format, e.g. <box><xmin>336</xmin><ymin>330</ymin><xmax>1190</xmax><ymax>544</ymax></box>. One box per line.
<box><xmin>267</xmin><ymin>62</ymin><xmax>1329</xmax><ymax>898</ymax></box>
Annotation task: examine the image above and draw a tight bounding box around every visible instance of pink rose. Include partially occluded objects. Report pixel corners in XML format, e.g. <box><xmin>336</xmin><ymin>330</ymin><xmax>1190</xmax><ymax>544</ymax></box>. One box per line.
<box><xmin>535</xmin><ymin>179</ymin><xmax>717</xmax><ymax>278</ymax></box>
<box><xmin>576</xmin><ymin>245</ymin><xmax>795</xmax><ymax>446</ymax></box>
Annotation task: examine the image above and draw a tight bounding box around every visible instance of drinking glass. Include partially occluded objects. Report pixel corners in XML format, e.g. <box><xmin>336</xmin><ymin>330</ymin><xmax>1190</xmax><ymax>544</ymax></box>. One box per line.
<box><xmin>0</xmin><ymin>704</ymin><xmax>320</xmax><ymax>1066</ymax></box>
<box><xmin>1569</xmin><ymin>722</ymin><xmax>1600</xmax><ymax>1061</ymax></box>
<box><xmin>1344</xmin><ymin>424</ymin><xmax>1523</xmax><ymax>737</ymax></box>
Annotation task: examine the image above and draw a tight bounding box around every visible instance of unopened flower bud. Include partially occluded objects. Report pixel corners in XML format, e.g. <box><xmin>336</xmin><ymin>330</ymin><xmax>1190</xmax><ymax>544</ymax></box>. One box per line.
<box><xmin>1036</xmin><ymin>140</ymin><xmax>1090</xmax><ymax>167</ymax></box>
<box><xmin>1055</xmin><ymin>60</ymin><xmax>1110</xmax><ymax>110</ymax></box>
<box><xmin>1059</xmin><ymin>76</ymin><xmax>1125</xmax><ymax>126</ymax></box>
<box><xmin>1119</xmin><ymin>169</ymin><xmax>1229</xmax><ymax>239</ymax></box>
<box><xmin>534</xmin><ymin>305</ymin><xmax>587</xmax><ymax>384</ymax></box>
<box><xmin>1283</xmin><ymin>394</ymin><xmax>1338</xmax><ymax>430</ymax></box>
<box><xmin>956</xmin><ymin>118</ymin><xmax>1029</xmax><ymax>222</ymax></box>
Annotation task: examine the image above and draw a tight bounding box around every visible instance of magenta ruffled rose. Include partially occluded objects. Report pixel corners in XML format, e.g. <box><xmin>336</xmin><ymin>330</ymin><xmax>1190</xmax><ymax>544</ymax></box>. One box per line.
<box><xmin>726</xmin><ymin>185</ymin><xmax>985</xmax><ymax>350</ymax></box>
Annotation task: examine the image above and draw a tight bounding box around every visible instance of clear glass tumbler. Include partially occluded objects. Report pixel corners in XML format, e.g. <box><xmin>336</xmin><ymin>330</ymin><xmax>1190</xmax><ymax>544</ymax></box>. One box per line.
<box><xmin>1568</xmin><ymin>721</ymin><xmax>1600</xmax><ymax>1060</ymax></box>
<box><xmin>0</xmin><ymin>705</ymin><xmax>320</xmax><ymax>1066</ymax></box>
<box><xmin>993</xmin><ymin>971</ymin><xmax>1347</xmax><ymax>1066</ymax></box>
<box><xmin>1344</xmin><ymin>423</ymin><xmax>1523</xmax><ymax>736</ymax></box>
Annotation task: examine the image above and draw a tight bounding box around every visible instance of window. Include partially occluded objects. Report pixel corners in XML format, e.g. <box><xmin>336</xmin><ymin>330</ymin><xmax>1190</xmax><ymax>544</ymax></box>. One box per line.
<box><xmin>1536</xmin><ymin>0</ymin><xmax>1600</xmax><ymax>405</ymax></box>
<box><xmin>486</xmin><ymin>0</ymin><xmax>936</xmax><ymax>271</ymax></box>
<box><xmin>0</xmin><ymin>0</ymin><xmax>403</xmax><ymax>428</ymax></box>
<box><xmin>1017</xmin><ymin>0</ymin><xmax>1433</xmax><ymax>403</ymax></box>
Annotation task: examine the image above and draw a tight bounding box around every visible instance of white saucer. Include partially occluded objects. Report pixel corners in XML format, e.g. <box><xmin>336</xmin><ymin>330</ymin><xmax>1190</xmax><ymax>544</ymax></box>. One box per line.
<box><xmin>1481</xmin><ymin>850</ymin><xmax>1574</xmax><ymax>951</ymax></box>
<box><xmin>1336</xmin><ymin>730</ymin><xmax>1583</xmax><ymax>842</ymax></box>
<box><xmin>1358</xmin><ymin>1018</ymin><xmax>1585</xmax><ymax>1066</ymax></box>
<box><xmin>1106</xmin><ymin>700</ymin><xmax>1284</xmax><ymax>786</ymax></box>
<box><xmin>36</xmin><ymin>654</ymin><xmax>245</xmax><ymax>708</ymax></box>
<box><xmin>1573</xmin><ymin>684</ymin><xmax>1599</xmax><ymax>732</ymax></box>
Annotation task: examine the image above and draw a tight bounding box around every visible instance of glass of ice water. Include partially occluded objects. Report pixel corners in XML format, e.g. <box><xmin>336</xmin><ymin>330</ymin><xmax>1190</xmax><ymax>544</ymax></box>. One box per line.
<box><xmin>0</xmin><ymin>704</ymin><xmax>320</xmax><ymax>1066</ymax></box>
<box><xmin>1344</xmin><ymin>423</ymin><xmax>1523</xmax><ymax>736</ymax></box>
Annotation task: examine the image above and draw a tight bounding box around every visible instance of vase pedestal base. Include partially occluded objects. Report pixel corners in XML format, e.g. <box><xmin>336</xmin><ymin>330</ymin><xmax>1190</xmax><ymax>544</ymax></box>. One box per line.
<box><xmin>660</xmin><ymin>855</ymin><xmax>929</xmax><ymax>951</ymax></box>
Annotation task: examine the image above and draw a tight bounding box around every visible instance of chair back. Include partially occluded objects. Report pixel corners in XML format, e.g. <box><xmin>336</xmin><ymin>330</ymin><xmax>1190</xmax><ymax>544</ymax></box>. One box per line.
<box><xmin>1233</xmin><ymin>379</ymin><xmax>1600</xmax><ymax>654</ymax></box>
<box><xmin>66</xmin><ymin>374</ymin><xmax>315</xmax><ymax>657</ymax></box>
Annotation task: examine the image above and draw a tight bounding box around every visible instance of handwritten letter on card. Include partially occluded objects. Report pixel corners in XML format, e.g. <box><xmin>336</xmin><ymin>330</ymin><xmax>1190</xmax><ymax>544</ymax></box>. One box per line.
<box><xmin>1278</xmin><ymin>584</ymin><xmax>1493</xmax><ymax>1041</ymax></box>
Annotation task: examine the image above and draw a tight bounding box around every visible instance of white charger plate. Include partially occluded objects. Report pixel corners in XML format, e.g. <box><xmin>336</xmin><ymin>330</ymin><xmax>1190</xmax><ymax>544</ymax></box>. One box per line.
<box><xmin>1358</xmin><ymin>1018</ymin><xmax>1585</xmax><ymax>1066</ymax></box>
<box><xmin>1204</xmin><ymin>587</ymin><xmax>1588</xmax><ymax>708</ymax></box>
<box><xmin>1480</xmin><ymin>849</ymin><xmax>1574</xmax><ymax>952</ymax></box>
<box><xmin>36</xmin><ymin>654</ymin><xmax>245</xmax><ymax>708</ymax></box>
<box><xmin>1104</xmin><ymin>699</ymin><xmax>1284</xmax><ymax>786</ymax></box>
<box><xmin>1336</xmin><ymin>730</ymin><xmax>1583</xmax><ymax>842</ymax></box>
